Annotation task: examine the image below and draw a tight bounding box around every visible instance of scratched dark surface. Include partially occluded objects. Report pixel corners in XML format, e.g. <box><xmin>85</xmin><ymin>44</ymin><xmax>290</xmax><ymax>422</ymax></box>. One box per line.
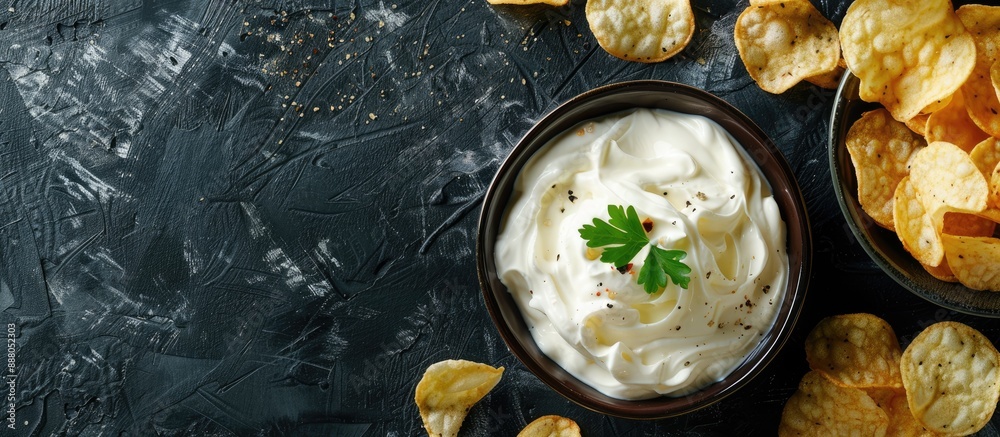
<box><xmin>1</xmin><ymin>0</ymin><xmax>999</xmax><ymax>435</ymax></box>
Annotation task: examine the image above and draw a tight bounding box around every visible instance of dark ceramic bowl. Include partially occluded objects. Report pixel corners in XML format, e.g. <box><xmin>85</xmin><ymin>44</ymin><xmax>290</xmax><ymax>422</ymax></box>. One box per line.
<box><xmin>476</xmin><ymin>80</ymin><xmax>812</xmax><ymax>419</ymax></box>
<box><xmin>830</xmin><ymin>72</ymin><xmax>1000</xmax><ymax>317</ymax></box>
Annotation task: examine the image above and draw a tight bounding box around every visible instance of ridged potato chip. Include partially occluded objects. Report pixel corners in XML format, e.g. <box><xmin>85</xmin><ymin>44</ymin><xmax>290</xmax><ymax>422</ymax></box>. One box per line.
<box><xmin>925</xmin><ymin>90</ymin><xmax>989</xmax><ymax>153</ymax></box>
<box><xmin>734</xmin><ymin>0</ymin><xmax>840</xmax><ymax>94</ymax></box>
<box><xmin>900</xmin><ymin>321</ymin><xmax>1000</xmax><ymax>435</ymax></box>
<box><xmin>846</xmin><ymin>109</ymin><xmax>926</xmax><ymax>231</ymax></box>
<box><xmin>586</xmin><ymin>0</ymin><xmax>694</xmax><ymax>63</ymax></box>
<box><xmin>517</xmin><ymin>415</ymin><xmax>581</xmax><ymax>437</ymax></box>
<box><xmin>942</xmin><ymin>234</ymin><xmax>1000</xmax><ymax>291</ymax></box>
<box><xmin>805</xmin><ymin>313</ymin><xmax>903</xmax><ymax>389</ymax></box>
<box><xmin>840</xmin><ymin>0</ymin><xmax>976</xmax><ymax>122</ymax></box>
<box><xmin>957</xmin><ymin>5</ymin><xmax>1000</xmax><ymax>138</ymax></box>
<box><xmin>908</xmin><ymin>141</ymin><xmax>989</xmax><ymax>218</ymax></box>
<box><xmin>894</xmin><ymin>176</ymin><xmax>944</xmax><ymax>267</ymax></box>
<box><xmin>415</xmin><ymin>359</ymin><xmax>504</xmax><ymax>437</ymax></box>
<box><xmin>778</xmin><ymin>371</ymin><xmax>889</xmax><ymax>437</ymax></box>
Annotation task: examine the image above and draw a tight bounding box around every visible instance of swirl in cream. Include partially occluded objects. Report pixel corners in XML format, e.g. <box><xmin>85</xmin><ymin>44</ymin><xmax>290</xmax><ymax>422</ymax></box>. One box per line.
<box><xmin>494</xmin><ymin>108</ymin><xmax>788</xmax><ymax>399</ymax></box>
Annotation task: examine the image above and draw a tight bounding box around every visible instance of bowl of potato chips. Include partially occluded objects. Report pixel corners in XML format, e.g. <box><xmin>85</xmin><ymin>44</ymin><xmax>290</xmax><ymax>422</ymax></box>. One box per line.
<box><xmin>829</xmin><ymin>1</ymin><xmax>1000</xmax><ymax>317</ymax></box>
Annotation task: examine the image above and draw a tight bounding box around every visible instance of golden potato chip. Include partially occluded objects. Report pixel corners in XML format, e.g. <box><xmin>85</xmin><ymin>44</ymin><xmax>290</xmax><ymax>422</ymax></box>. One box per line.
<box><xmin>415</xmin><ymin>359</ymin><xmax>504</xmax><ymax>437</ymax></box>
<box><xmin>969</xmin><ymin>137</ymin><xmax>1000</xmax><ymax>180</ymax></box>
<box><xmin>894</xmin><ymin>176</ymin><xmax>944</xmax><ymax>267</ymax></box>
<box><xmin>778</xmin><ymin>371</ymin><xmax>889</xmax><ymax>436</ymax></box>
<box><xmin>957</xmin><ymin>5</ymin><xmax>1000</xmax><ymax>138</ymax></box>
<box><xmin>908</xmin><ymin>141</ymin><xmax>989</xmax><ymax>218</ymax></box>
<box><xmin>840</xmin><ymin>0</ymin><xmax>976</xmax><ymax>122</ymax></box>
<box><xmin>942</xmin><ymin>211</ymin><xmax>996</xmax><ymax>238</ymax></box>
<box><xmin>804</xmin><ymin>313</ymin><xmax>902</xmax><ymax>389</ymax></box>
<box><xmin>925</xmin><ymin>90</ymin><xmax>989</xmax><ymax>153</ymax></box>
<box><xmin>993</xmin><ymin>161</ymin><xmax>1000</xmax><ymax>211</ymax></box>
<box><xmin>586</xmin><ymin>0</ymin><xmax>694</xmax><ymax>63</ymax></box>
<box><xmin>734</xmin><ymin>0</ymin><xmax>840</xmax><ymax>94</ymax></box>
<box><xmin>846</xmin><ymin>109</ymin><xmax>926</xmax><ymax>231</ymax></box>
<box><xmin>922</xmin><ymin>259</ymin><xmax>957</xmax><ymax>283</ymax></box>
<box><xmin>867</xmin><ymin>389</ymin><xmax>938</xmax><ymax>437</ymax></box>
<box><xmin>900</xmin><ymin>321</ymin><xmax>1000</xmax><ymax>435</ymax></box>
<box><xmin>517</xmin><ymin>415</ymin><xmax>581</xmax><ymax>437</ymax></box>
<box><xmin>805</xmin><ymin>63</ymin><xmax>845</xmax><ymax>89</ymax></box>
<box><xmin>942</xmin><ymin>234</ymin><xmax>1000</xmax><ymax>291</ymax></box>
<box><xmin>993</xmin><ymin>60</ymin><xmax>1000</xmax><ymax>101</ymax></box>
<box><xmin>487</xmin><ymin>0</ymin><xmax>568</xmax><ymax>4</ymax></box>
<box><xmin>904</xmin><ymin>113</ymin><xmax>930</xmax><ymax>136</ymax></box>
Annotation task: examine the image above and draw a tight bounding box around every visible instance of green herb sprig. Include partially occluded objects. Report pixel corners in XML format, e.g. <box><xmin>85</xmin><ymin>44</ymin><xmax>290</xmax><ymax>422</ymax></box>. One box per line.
<box><xmin>578</xmin><ymin>205</ymin><xmax>691</xmax><ymax>294</ymax></box>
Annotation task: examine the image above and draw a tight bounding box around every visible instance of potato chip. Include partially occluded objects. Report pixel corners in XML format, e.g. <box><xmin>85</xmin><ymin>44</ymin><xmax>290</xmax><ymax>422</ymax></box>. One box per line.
<box><xmin>415</xmin><ymin>359</ymin><xmax>504</xmax><ymax>437</ymax></box>
<box><xmin>904</xmin><ymin>113</ymin><xmax>930</xmax><ymax>136</ymax></box>
<box><xmin>992</xmin><ymin>60</ymin><xmax>1000</xmax><ymax>101</ymax></box>
<box><xmin>969</xmin><ymin>137</ymin><xmax>1000</xmax><ymax>180</ymax></box>
<box><xmin>894</xmin><ymin>176</ymin><xmax>944</xmax><ymax>267</ymax></box>
<box><xmin>993</xmin><ymin>161</ymin><xmax>1000</xmax><ymax>211</ymax></box>
<box><xmin>900</xmin><ymin>321</ymin><xmax>1000</xmax><ymax>435</ymax></box>
<box><xmin>925</xmin><ymin>90</ymin><xmax>989</xmax><ymax>153</ymax></box>
<box><xmin>487</xmin><ymin>0</ymin><xmax>568</xmax><ymax>5</ymax></box>
<box><xmin>804</xmin><ymin>63</ymin><xmax>845</xmax><ymax>90</ymax></box>
<box><xmin>840</xmin><ymin>0</ymin><xmax>976</xmax><ymax>122</ymax></box>
<box><xmin>922</xmin><ymin>259</ymin><xmax>957</xmax><ymax>283</ymax></box>
<box><xmin>586</xmin><ymin>0</ymin><xmax>694</xmax><ymax>63</ymax></box>
<box><xmin>942</xmin><ymin>211</ymin><xmax>996</xmax><ymax>238</ymax></box>
<box><xmin>942</xmin><ymin>234</ymin><xmax>1000</xmax><ymax>291</ymax></box>
<box><xmin>846</xmin><ymin>109</ymin><xmax>926</xmax><ymax>231</ymax></box>
<box><xmin>868</xmin><ymin>389</ymin><xmax>938</xmax><ymax>437</ymax></box>
<box><xmin>778</xmin><ymin>371</ymin><xmax>889</xmax><ymax>436</ymax></box>
<box><xmin>517</xmin><ymin>415</ymin><xmax>581</xmax><ymax>437</ymax></box>
<box><xmin>734</xmin><ymin>0</ymin><xmax>840</xmax><ymax>94</ymax></box>
<box><xmin>908</xmin><ymin>141</ymin><xmax>989</xmax><ymax>218</ymax></box>
<box><xmin>804</xmin><ymin>313</ymin><xmax>902</xmax><ymax>389</ymax></box>
<box><xmin>957</xmin><ymin>5</ymin><xmax>1000</xmax><ymax>138</ymax></box>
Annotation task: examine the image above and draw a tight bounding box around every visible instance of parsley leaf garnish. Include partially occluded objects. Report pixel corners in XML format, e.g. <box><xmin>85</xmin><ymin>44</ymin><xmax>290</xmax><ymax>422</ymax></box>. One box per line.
<box><xmin>578</xmin><ymin>205</ymin><xmax>648</xmax><ymax>268</ymax></box>
<box><xmin>637</xmin><ymin>246</ymin><xmax>691</xmax><ymax>293</ymax></box>
<box><xmin>578</xmin><ymin>204</ymin><xmax>691</xmax><ymax>294</ymax></box>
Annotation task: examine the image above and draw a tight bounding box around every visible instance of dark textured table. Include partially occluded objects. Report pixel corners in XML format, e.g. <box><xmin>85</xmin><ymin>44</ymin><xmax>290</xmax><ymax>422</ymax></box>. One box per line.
<box><xmin>1</xmin><ymin>0</ymin><xmax>998</xmax><ymax>435</ymax></box>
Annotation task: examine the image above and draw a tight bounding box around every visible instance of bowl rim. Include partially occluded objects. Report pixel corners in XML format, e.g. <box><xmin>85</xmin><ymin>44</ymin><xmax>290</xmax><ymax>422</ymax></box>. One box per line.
<box><xmin>828</xmin><ymin>71</ymin><xmax>1000</xmax><ymax>318</ymax></box>
<box><xmin>476</xmin><ymin>80</ymin><xmax>812</xmax><ymax>419</ymax></box>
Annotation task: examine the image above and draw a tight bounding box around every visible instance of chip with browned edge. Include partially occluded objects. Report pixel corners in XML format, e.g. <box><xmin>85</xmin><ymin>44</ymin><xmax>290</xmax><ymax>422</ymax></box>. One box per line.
<box><xmin>778</xmin><ymin>370</ymin><xmax>889</xmax><ymax>436</ymax></box>
<box><xmin>517</xmin><ymin>415</ymin><xmax>582</xmax><ymax>437</ymax></box>
<box><xmin>942</xmin><ymin>234</ymin><xmax>1000</xmax><ymax>291</ymax></box>
<box><xmin>415</xmin><ymin>359</ymin><xmax>504</xmax><ymax>437</ymax></box>
<box><xmin>957</xmin><ymin>5</ymin><xmax>1000</xmax><ymax>138</ymax></box>
<box><xmin>840</xmin><ymin>0</ymin><xmax>976</xmax><ymax>122</ymax></box>
<box><xmin>805</xmin><ymin>313</ymin><xmax>903</xmax><ymax>389</ymax></box>
<box><xmin>846</xmin><ymin>108</ymin><xmax>926</xmax><ymax>231</ymax></box>
<box><xmin>894</xmin><ymin>176</ymin><xmax>944</xmax><ymax>267</ymax></box>
<box><xmin>900</xmin><ymin>321</ymin><xmax>1000</xmax><ymax>435</ymax></box>
<box><xmin>942</xmin><ymin>211</ymin><xmax>996</xmax><ymax>238</ymax></box>
<box><xmin>586</xmin><ymin>0</ymin><xmax>695</xmax><ymax>63</ymax></box>
<box><xmin>734</xmin><ymin>0</ymin><xmax>840</xmax><ymax>94</ymax></box>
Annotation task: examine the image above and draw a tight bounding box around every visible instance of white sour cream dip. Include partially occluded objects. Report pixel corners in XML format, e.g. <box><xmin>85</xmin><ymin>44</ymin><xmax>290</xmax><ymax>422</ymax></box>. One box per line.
<box><xmin>494</xmin><ymin>108</ymin><xmax>788</xmax><ymax>400</ymax></box>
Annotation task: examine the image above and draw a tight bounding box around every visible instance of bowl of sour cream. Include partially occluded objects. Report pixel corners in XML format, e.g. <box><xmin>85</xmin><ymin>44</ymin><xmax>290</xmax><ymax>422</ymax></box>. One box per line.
<box><xmin>476</xmin><ymin>80</ymin><xmax>811</xmax><ymax>419</ymax></box>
